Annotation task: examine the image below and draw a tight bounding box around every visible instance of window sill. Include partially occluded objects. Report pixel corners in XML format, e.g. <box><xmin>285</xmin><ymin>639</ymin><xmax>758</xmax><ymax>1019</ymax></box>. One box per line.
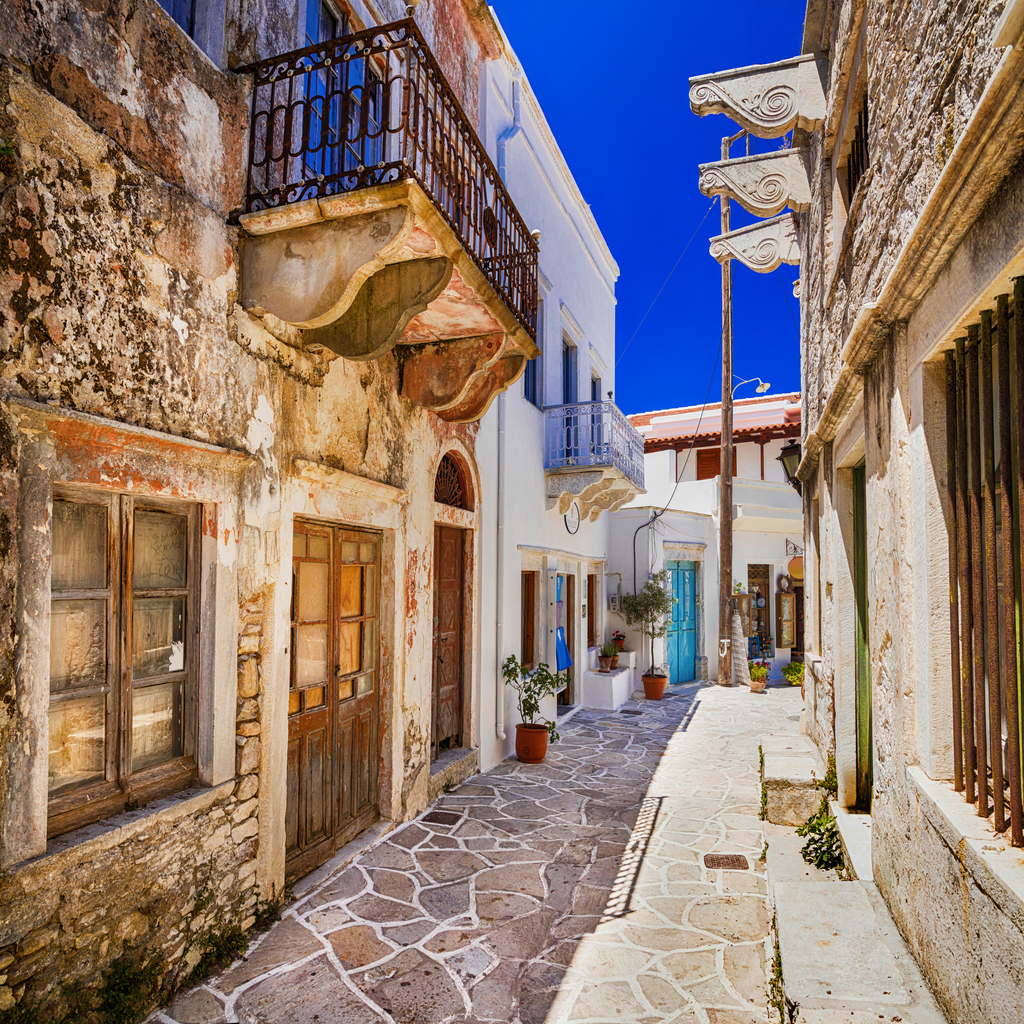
<box><xmin>40</xmin><ymin>781</ymin><xmax>234</xmax><ymax>866</ymax></box>
<box><xmin>907</xmin><ymin>766</ymin><xmax>1024</xmax><ymax>929</ymax></box>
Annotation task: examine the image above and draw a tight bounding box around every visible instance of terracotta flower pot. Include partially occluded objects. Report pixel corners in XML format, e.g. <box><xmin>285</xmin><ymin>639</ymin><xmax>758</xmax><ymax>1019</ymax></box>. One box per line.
<box><xmin>642</xmin><ymin>674</ymin><xmax>668</xmax><ymax>700</ymax></box>
<box><xmin>515</xmin><ymin>723</ymin><xmax>549</xmax><ymax>763</ymax></box>
<box><xmin>598</xmin><ymin>656</ymin><xmax>612</xmax><ymax>673</ymax></box>
<box><xmin>610</xmin><ymin>654</ymin><xmax>620</xmax><ymax>670</ymax></box>
<box><xmin>612</xmin><ymin>638</ymin><xmax>625</xmax><ymax>652</ymax></box>
<box><xmin>749</xmin><ymin>677</ymin><xmax>767</xmax><ymax>694</ymax></box>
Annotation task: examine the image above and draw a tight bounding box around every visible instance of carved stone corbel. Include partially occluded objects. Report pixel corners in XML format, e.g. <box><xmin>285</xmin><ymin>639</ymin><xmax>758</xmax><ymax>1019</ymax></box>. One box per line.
<box><xmin>689</xmin><ymin>53</ymin><xmax>827</xmax><ymax>138</ymax></box>
<box><xmin>698</xmin><ymin>149</ymin><xmax>812</xmax><ymax>218</ymax></box>
<box><xmin>708</xmin><ymin>213</ymin><xmax>800</xmax><ymax>272</ymax></box>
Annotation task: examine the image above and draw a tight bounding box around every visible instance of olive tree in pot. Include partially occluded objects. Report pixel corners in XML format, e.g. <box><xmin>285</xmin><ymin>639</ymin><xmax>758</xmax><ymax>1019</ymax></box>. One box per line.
<box><xmin>502</xmin><ymin>656</ymin><xmax>565</xmax><ymax>762</ymax></box>
<box><xmin>620</xmin><ymin>569</ymin><xmax>676</xmax><ymax>700</ymax></box>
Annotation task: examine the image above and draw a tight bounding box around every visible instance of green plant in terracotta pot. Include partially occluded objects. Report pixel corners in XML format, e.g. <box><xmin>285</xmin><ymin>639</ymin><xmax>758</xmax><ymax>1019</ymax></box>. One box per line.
<box><xmin>502</xmin><ymin>655</ymin><xmax>565</xmax><ymax>762</ymax></box>
<box><xmin>598</xmin><ymin>642</ymin><xmax>616</xmax><ymax>673</ymax></box>
<box><xmin>620</xmin><ymin>569</ymin><xmax>676</xmax><ymax>699</ymax></box>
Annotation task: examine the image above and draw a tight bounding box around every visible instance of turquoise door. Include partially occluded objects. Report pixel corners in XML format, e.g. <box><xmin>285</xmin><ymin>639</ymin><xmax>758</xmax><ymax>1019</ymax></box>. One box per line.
<box><xmin>667</xmin><ymin>560</ymin><xmax>696</xmax><ymax>683</ymax></box>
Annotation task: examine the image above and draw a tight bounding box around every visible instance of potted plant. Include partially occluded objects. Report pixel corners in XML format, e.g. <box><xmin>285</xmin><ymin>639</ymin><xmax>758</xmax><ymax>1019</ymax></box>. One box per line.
<box><xmin>502</xmin><ymin>655</ymin><xmax>565</xmax><ymax>762</ymax></box>
<box><xmin>748</xmin><ymin>660</ymin><xmax>769</xmax><ymax>694</ymax></box>
<box><xmin>781</xmin><ymin>661</ymin><xmax>804</xmax><ymax>686</ymax></box>
<box><xmin>620</xmin><ymin>569</ymin><xmax>675</xmax><ymax>700</ymax></box>
<box><xmin>598</xmin><ymin>642</ymin><xmax>616</xmax><ymax>673</ymax></box>
<box><xmin>611</xmin><ymin>630</ymin><xmax>626</xmax><ymax>653</ymax></box>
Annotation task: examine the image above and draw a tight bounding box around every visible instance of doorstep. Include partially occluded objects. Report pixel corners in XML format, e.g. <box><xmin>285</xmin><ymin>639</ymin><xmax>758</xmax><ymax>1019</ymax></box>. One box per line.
<box><xmin>761</xmin><ymin>732</ymin><xmax>824</xmax><ymax>825</ymax></box>
<box><xmin>427</xmin><ymin>746</ymin><xmax>479</xmax><ymax>803</ymax></box>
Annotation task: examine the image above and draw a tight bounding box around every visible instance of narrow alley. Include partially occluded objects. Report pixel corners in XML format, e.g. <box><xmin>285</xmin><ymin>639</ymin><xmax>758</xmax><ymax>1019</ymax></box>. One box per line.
<box><xmin>154</xmin><ymin>686</ymin><xmax>800</xmax><ymax>1024</ymax></box>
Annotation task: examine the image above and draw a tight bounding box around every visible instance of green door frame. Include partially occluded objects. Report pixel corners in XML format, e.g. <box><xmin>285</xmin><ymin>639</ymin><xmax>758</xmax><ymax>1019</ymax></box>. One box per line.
<box><xmin>853</xmin><ymin>461</ymin><xmax>872</xmax><ymax>810</ymax></box>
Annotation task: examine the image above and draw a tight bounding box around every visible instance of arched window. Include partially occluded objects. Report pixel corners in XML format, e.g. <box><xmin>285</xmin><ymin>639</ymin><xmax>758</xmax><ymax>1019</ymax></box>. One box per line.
<box><xmin>434</xmin><ymin>453</ymin><xmax>469</xmax><ymax>509</ymax></box>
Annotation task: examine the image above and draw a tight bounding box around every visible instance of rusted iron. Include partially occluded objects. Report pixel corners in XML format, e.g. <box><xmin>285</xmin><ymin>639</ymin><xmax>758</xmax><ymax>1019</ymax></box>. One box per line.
<box><xmin>981</xmin><ymin>309</ymin><xmax>1004</xmax><ymax>830</ymax></box>
<box><xmin>967</xmin><ymin>325</ymin><xmax>988</xmax><ymax>814</ymax></box>
<box><xmin>955</xmin><ymin>336</ymin><xmax>975</xmax><ymax>799</ymax></box>
<box><xmin>945</xmin><ymin>352</ymin><xmax>963</xmax><ymax>793</ymax></box>
<box><xmin>237</xmin><ymin>19</ymin><xmax>538</xmax><ymax>338</ymax></box>
<box><xmin>997</xmin><ymin>294</ymin><xmax>1021</xmax><ymax>841</ymax></box>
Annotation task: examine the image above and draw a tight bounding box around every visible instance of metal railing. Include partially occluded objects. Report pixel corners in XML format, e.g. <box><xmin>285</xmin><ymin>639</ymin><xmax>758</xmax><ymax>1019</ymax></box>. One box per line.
<box><xmin>544</xmin><ymin>402</ymin><xmax>645</xmax><ymax>491</ymax></box>
<box><xmin>944</xmin><ymin>280</ymin><xmax>1023</xmax><ymax>846</ymax></box>
<box><xmin>238</xmin><ymin>19</ymin><xmax>538</xmax><ymax>338</ymax></box>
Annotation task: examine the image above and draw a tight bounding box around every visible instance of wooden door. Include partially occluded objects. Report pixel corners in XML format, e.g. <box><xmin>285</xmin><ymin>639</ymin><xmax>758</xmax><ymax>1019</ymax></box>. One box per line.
<box><xmin>667</xmin><ymin>560</ymin><xmax>696</xmax><ymax>683</ymax></box>
<box><xmin>587</xmin><ymin>573</ymin><xmax>597</xmax><ymax>648</ymax></box>
<box><xmin>556</xmin><ymin>574</ymin><xmax>575</xmax><ymax>705</ymax></box>
<box><xmin>432</xmin><ymin>526</ymin><xmax>463</xmax><ymax>758</ymax></box>
<box><xmin>287</xmin><ymin>523</ymin><xmax>380</xmax><ymax>877</ymax></box>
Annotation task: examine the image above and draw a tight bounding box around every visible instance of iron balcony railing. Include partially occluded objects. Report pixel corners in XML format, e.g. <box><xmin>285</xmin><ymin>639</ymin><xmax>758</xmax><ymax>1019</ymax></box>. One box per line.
<box><xmin>237</xmin><ymin>18</ymin><xmax>538</xmax><ymax>338</ymax></box>
<box><xmin>544</xmin><ymin>402</ymin><xmax>645</xmax><ymax>492</ymax></box>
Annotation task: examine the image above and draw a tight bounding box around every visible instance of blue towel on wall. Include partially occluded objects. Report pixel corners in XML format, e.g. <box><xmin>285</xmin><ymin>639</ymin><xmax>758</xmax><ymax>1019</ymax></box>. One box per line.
<box><xmin>555</xmin><ymin>626</ymin><xmax>572</xmax><ymax>671</ymax></box>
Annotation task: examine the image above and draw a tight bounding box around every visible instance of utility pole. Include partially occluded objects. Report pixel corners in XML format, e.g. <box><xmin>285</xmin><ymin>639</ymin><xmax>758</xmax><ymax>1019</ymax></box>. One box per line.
<box><xmin>717</xmin><ymin>129</ymin><xmax>746</xmax><ymax>686</ymax></box>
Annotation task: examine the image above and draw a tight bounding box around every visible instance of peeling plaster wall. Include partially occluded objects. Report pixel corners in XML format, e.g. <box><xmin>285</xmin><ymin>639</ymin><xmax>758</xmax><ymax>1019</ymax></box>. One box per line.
<box><xmin>0</xmin><ymin>0</ymin><xmax>493</xmax><ymax>1015</ymax></box>
<box><xmin>801</xmin><ymin>3</ymin><xmax>1024</xmax><ymax>1022</ymax></box>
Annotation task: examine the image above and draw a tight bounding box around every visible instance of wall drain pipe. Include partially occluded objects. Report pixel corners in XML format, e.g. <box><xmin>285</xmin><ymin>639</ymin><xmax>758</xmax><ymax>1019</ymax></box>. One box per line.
<box><xmin>495</xmin><ymin>389</ymin><xmax>507</xmax><ymax>741</ymax></box>
<box><xmin>497</xmin><ymin>79</ymin><xmax>523</xmax><ymax>183</ymax></box>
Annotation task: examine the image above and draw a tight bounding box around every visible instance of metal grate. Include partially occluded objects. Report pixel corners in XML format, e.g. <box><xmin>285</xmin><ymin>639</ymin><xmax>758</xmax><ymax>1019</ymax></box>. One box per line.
<box><xmin>237</xmin><ymin>19</ymin><xmax>538</xmax><ymax>338</ymax></box>
<box><xmin>618</xmin><ymin>709</ymin><xmax>643</xmax><ymax>715</ymax></box>
<box><xmin>422</xmin><ymin>810</ymin><xmax>461</xmax><ymax>825</ymax></box>
<box><xmin>703</xmin><ymin>853</ymin><xmax>749</xmax><ymax>870</ymax></box>
<box><xmin>845</xmin><ymin>92</ymin><xmax>869</xmax><ymax>199</ymax></box>
<box><xmin>434</xmin><ymin>453</ymin><xmax>466</xmax><ymax>508</ymax></box>
<box><xmin>944</xmin><ymin>283</ymin><xmax>1024</xmax><ymax>846</ymax></box>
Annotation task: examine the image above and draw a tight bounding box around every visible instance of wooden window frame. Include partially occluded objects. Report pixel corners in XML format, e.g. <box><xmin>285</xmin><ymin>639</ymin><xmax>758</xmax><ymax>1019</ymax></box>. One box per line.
<box><xmin>47</xmin><ymin>485</ymin><xmax>201</xmax><ymax>838</ymax></box>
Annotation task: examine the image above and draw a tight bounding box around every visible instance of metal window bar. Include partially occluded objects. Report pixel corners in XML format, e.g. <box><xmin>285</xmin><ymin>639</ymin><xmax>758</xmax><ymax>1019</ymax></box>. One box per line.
<box><xmin>945</xmin><ymin>282</ymin><xmax>1024</xmax><ymax>846</ymax></box>
<box><xmin>543</xmin><ymin>402</ymin><xmax>645</xmax><ymax>492</ymax></box>
<box><xmin>846</xmin><ymin>93</ymin><xmax>869</xmax><ymax>199</ymax></box>
<box><xmin>237</xmin><ymin>19</ymin><xmax>538</xmax><ymax>339</ymax></box>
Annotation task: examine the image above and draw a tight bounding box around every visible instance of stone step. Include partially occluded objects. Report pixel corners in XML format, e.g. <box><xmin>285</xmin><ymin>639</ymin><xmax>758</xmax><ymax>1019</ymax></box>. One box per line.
<box><xmin>830</xmin><ymin>801</ymin><xmax>872</xmax><ymax>880</ymax></box>
<box><xmin>761</xmin><ymin>732</ymin><xmax>824</xmax><ymax>825</ymax></box>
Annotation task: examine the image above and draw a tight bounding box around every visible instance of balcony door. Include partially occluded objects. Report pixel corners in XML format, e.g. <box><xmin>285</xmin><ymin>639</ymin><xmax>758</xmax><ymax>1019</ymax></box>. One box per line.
<box><xmin>287</xmin><ymin>522</ymin><xmax>380</xmax><ymax>877</ymax></box>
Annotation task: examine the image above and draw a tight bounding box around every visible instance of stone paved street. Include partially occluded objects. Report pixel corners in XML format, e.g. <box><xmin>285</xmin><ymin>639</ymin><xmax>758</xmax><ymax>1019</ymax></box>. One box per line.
<box><xmin>154</xmin><ymin>684</ymin><xmax>802</xmax><ymax>1024</ymax></box>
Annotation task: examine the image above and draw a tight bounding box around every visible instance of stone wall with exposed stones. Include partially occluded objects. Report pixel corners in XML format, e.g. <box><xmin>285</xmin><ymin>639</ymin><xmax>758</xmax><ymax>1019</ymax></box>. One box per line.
<box><xmin>0</xmin><ymin>0</ymin><xmax>496</xmax><ymax>1018</ymax></box>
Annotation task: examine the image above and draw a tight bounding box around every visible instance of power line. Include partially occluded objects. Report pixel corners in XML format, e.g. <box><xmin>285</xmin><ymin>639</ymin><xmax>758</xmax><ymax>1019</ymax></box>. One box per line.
<box><xmin>775</xmin><ymin>266</ymin><xmax>799</xmax><ymax>334</ymax></box>
<box><xmin>616</xmin><ymin>197</ymin><xmax>718</xmax><ymax>367</ymax></box>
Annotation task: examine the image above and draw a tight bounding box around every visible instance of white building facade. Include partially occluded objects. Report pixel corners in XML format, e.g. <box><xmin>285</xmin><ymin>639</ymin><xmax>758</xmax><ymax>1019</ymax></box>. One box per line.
<box><xmin>611</xmin><ymin>394</ymin><xmax>803</xmax><ymax>684</ymax></box>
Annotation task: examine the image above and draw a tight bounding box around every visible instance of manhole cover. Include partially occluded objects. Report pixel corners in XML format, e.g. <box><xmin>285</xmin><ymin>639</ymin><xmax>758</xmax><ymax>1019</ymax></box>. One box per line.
<box><xmin>422</xmin><ymin>810</ymin><xmax>461</xmax><ymax>826</ymax></box>
<box><xmin>703</xmin><ymin>853</ymin><xmax>749</xmax><ymax>870</ymax></box>
<box><xmin>619</xmin><ymin>709</ymin><xmax>643</xmax><ymax>715</ymax></box>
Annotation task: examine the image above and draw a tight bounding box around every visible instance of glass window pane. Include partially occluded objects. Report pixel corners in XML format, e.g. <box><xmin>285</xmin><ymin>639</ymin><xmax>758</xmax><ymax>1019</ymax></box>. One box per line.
<box><xmin>341</xmin><ymin>541</ymin><xmax>359</xmax><ymax>563</ymax></box>
<box><xmin>356</xmin><ymin>672</ymin><xmax>373</xmax><ymax>696</ymax></box>
<box><xmin>339</xmin><ymin>677</ymin><xmax>354</xmax><ymax>701</ymax></box>
<box><xmin>296</xmin><ymin>624</ymin><xmax>329</xmax><ymax>686</ymax></box>
<box><xmin>134</xmin><ymin>511</ymin><xmax>187</xmax><ymax>588</ymax></box>
<box><xmin>364</xmin><ymin>566</ymin><xmax>375</xmax><ymax>613</ymax></box>
<box><xmin>339</xmin><ymin>621</ymin><xmax>360</xmax><ymax>676</ymax></box>
<box><xmin>309</xmin><ymin>535</ymin><xmax>330</xmax><ymax>559</ymax></box>
<box><xmin>289</xmin><ymin>690</ymin><xmax>302</xmax><ymax>715</ymax></box>
<box><xmin>50</xmin><ymin>599</ymin><xmax>106</xmax><ymax>691</ymax></box>
<box><xmin>362</xmin><ymin>617</ymin><xmax>376</xmax><ymax>671</ymax></box>
<box><xmin>293</xmin><ymin>533</ymin><xmax>307</xmax><ymax>558</ymax></box>
<box><xmin>298</xmin><ymin>561</ymin><xmax>329</xmax><ymax>622</ymax></box>
<box><xmin>305</xmin><ymin>686</ymin><xmax>325</xmax><ymax>709</ymax></box>
<box><xmin>52</xmin><ymin>501</ymin><xmax>106</xmax><ymax>590</ymax></box>
<box><xmin>132</xmin><ymin>598</ymin><xmax>185</xmax><ymax>678</ymax></box>
<box><xmin>48</xmin><ymin>696</ymin><xmax>105</xmax><ymax>793</ymax></box>
<box><xmin>339</xmin><ymin>565</ymin><xmax>362</xmax><ymax>617</ymax></box>
<box><xmin>132</xmin><ymin>681</ymin><xmax>183</xmax><ymax>772</ymax></box>
<box><xmin>359</xmin><ymin>542</ymin><xmax>376</xmax><ymax>563</ymax></box>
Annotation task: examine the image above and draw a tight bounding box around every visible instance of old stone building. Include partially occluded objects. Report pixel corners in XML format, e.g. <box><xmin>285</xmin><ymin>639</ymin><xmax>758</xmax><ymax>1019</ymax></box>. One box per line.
<box><xmin>0</xmin><ymin>0</ymin><xmax>540</xmax><ymax>1015</ymax></box>
<box><xmin>693</xmin><ymin>1</ymin><xmax>1024</xmax><ymax>1021</ymax></box>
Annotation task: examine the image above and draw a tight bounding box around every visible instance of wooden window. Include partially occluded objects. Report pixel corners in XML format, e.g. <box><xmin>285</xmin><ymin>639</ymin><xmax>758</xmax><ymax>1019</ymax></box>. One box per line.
<box><xmin>48</xmin><ymin>489</ymin><xmax>200</xmax><ymax>837</ymax></box>
<box><xmin>776</xmin><ymin>593</ymin><xmax>797</xmax><ymax>648</ymax></box>
<box><xmin>696</xmin><ymin>447</ymin><xmax>736</xmax><ymax>480</ymax></box>
<box><xmin>521</xmin><ymin>572</ymin><xmax>537</xmax><ymax>668</ymax></box>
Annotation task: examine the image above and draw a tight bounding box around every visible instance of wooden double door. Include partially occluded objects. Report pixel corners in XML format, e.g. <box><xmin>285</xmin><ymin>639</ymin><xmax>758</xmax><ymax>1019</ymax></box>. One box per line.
<box><xmin>286</xmin><ymin>522</ymin><xmax>381</xmax><ymax>877</ymax></box>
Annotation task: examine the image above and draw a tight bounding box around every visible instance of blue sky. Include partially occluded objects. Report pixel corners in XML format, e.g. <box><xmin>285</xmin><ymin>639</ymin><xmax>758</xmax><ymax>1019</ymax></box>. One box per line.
<box><xmin>490</xmin><ymin>0</ymin><xmax>808</xmax><ymax>416</ymax></box>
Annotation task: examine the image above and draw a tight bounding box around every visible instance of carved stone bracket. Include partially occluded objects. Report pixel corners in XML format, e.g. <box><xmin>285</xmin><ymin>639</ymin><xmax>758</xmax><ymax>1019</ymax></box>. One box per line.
<box><xmin>545</xmin><ymin>470</ymin><xmax>643</xmax><ymax>521</ymax></box>
<box><xmin>698</xmin><ymin>149</ymin><xmax>812</xmax><ymax>218</ymax></box>
<box><xmin>689</xmin><ymin>53</ymin><xmax>827</xmax><ymax>138</ymax></box>
<box><xmin>708</xmin><ymin>213</ymin><xmax>800</xmax><ymax>272</ymax></box>
<box><xmin>238</xmin><ymin>179</ymin><xmax>539</xmax><ymax>423</ymax></box>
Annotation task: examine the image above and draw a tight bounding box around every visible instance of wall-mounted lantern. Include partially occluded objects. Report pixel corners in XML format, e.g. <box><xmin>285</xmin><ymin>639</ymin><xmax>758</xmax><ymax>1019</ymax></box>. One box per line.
<box><xmin>776</xmin><ymin>439</ymin><xmax>802</xmax><ymax>494</ymax></box>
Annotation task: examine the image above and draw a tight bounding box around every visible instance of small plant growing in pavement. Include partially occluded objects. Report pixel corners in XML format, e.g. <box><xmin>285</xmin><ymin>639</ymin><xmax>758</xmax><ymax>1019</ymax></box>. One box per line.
<box><xmin>796</xmin><ymin>796</ymin><xmax>843</xmax><ymax>871</ymax></box>
<box><xmin>759</xmin><ymin>744</ymin><xmax>767</xmax><ymax>821</ymax></box>
<box><xmin>502</xmin><ymin>655</ymin><xmax>565</xmax><ymax>741</ymax></box>
<box><xmin>619</xmin><ymin>569</ymin><xmax>676</xmax><ymax>677</ymax></box>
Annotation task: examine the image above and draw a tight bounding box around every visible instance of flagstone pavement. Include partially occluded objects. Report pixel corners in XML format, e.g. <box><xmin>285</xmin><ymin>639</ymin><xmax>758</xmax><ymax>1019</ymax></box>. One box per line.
<box><xmin>153</xmin><ymin>683</ymin><xmax>803</xmax><ymax>1024</ymax></box>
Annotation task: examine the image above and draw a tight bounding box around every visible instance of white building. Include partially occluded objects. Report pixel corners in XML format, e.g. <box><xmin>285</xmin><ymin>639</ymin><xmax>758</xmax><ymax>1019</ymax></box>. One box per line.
<box><xmin>472</xmin><ymin>17</ymin><xmax>645</xmax><ymax>769</ymax></box>
<box><xmin>610</xmin><ymin>393</ymin><xmax>804</xmax><ymax>684</ymax></box>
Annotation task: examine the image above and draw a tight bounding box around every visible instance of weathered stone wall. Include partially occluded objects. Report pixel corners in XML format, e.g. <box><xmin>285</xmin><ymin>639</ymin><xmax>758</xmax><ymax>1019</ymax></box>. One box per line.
<box><xmin>0</xmin><ymin>0</ymin><xmax>494</xmax><ymax>1017</ymax></box>
<box><xmin>803</xmin><ymin>3</ymin><xmax>1024</xmax><ymax>1023</ymax></box>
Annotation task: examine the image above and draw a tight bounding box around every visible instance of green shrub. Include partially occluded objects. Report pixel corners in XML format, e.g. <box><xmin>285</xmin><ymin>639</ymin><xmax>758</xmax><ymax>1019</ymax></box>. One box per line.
<box><xmin>796</xmin><ymin>796</ymin><xmax>843</xmax><ymax>871</ymax></box>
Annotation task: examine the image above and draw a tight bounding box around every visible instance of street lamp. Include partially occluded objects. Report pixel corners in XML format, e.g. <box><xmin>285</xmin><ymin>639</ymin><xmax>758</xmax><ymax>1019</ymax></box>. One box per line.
<box><xmin>733</xmin><ymin>376</ymin><xmax>771</xmax><ymax>397</ymax></box>
<box><xmin>777</xmin><ymin>439</ymin><xmax>802</xmax><ymax>494</ymax></box>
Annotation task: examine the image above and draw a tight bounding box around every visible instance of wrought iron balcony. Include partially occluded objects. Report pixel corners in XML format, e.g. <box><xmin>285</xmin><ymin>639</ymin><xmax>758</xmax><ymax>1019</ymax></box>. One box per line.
<box><xmin>544</xmin><ymin>402</ymin><xmax>645</xmax><ymax>520</ymax></box>
<box><xmin>238</xmin><ymin>18</ymin><xmax>537</xmax><ymax>339</ymax></box>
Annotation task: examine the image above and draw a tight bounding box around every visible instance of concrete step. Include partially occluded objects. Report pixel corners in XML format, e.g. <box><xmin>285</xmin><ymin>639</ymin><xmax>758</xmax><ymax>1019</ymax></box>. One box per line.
<box><xmin>767</xmin><ymin>824</ymin><xmax>947</xmax><ymax>1024</ymax></box>
<box><xmin>761</xmin><ymin>732</ymin><xmax>825</xmax><ymax>825</ymax></box>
